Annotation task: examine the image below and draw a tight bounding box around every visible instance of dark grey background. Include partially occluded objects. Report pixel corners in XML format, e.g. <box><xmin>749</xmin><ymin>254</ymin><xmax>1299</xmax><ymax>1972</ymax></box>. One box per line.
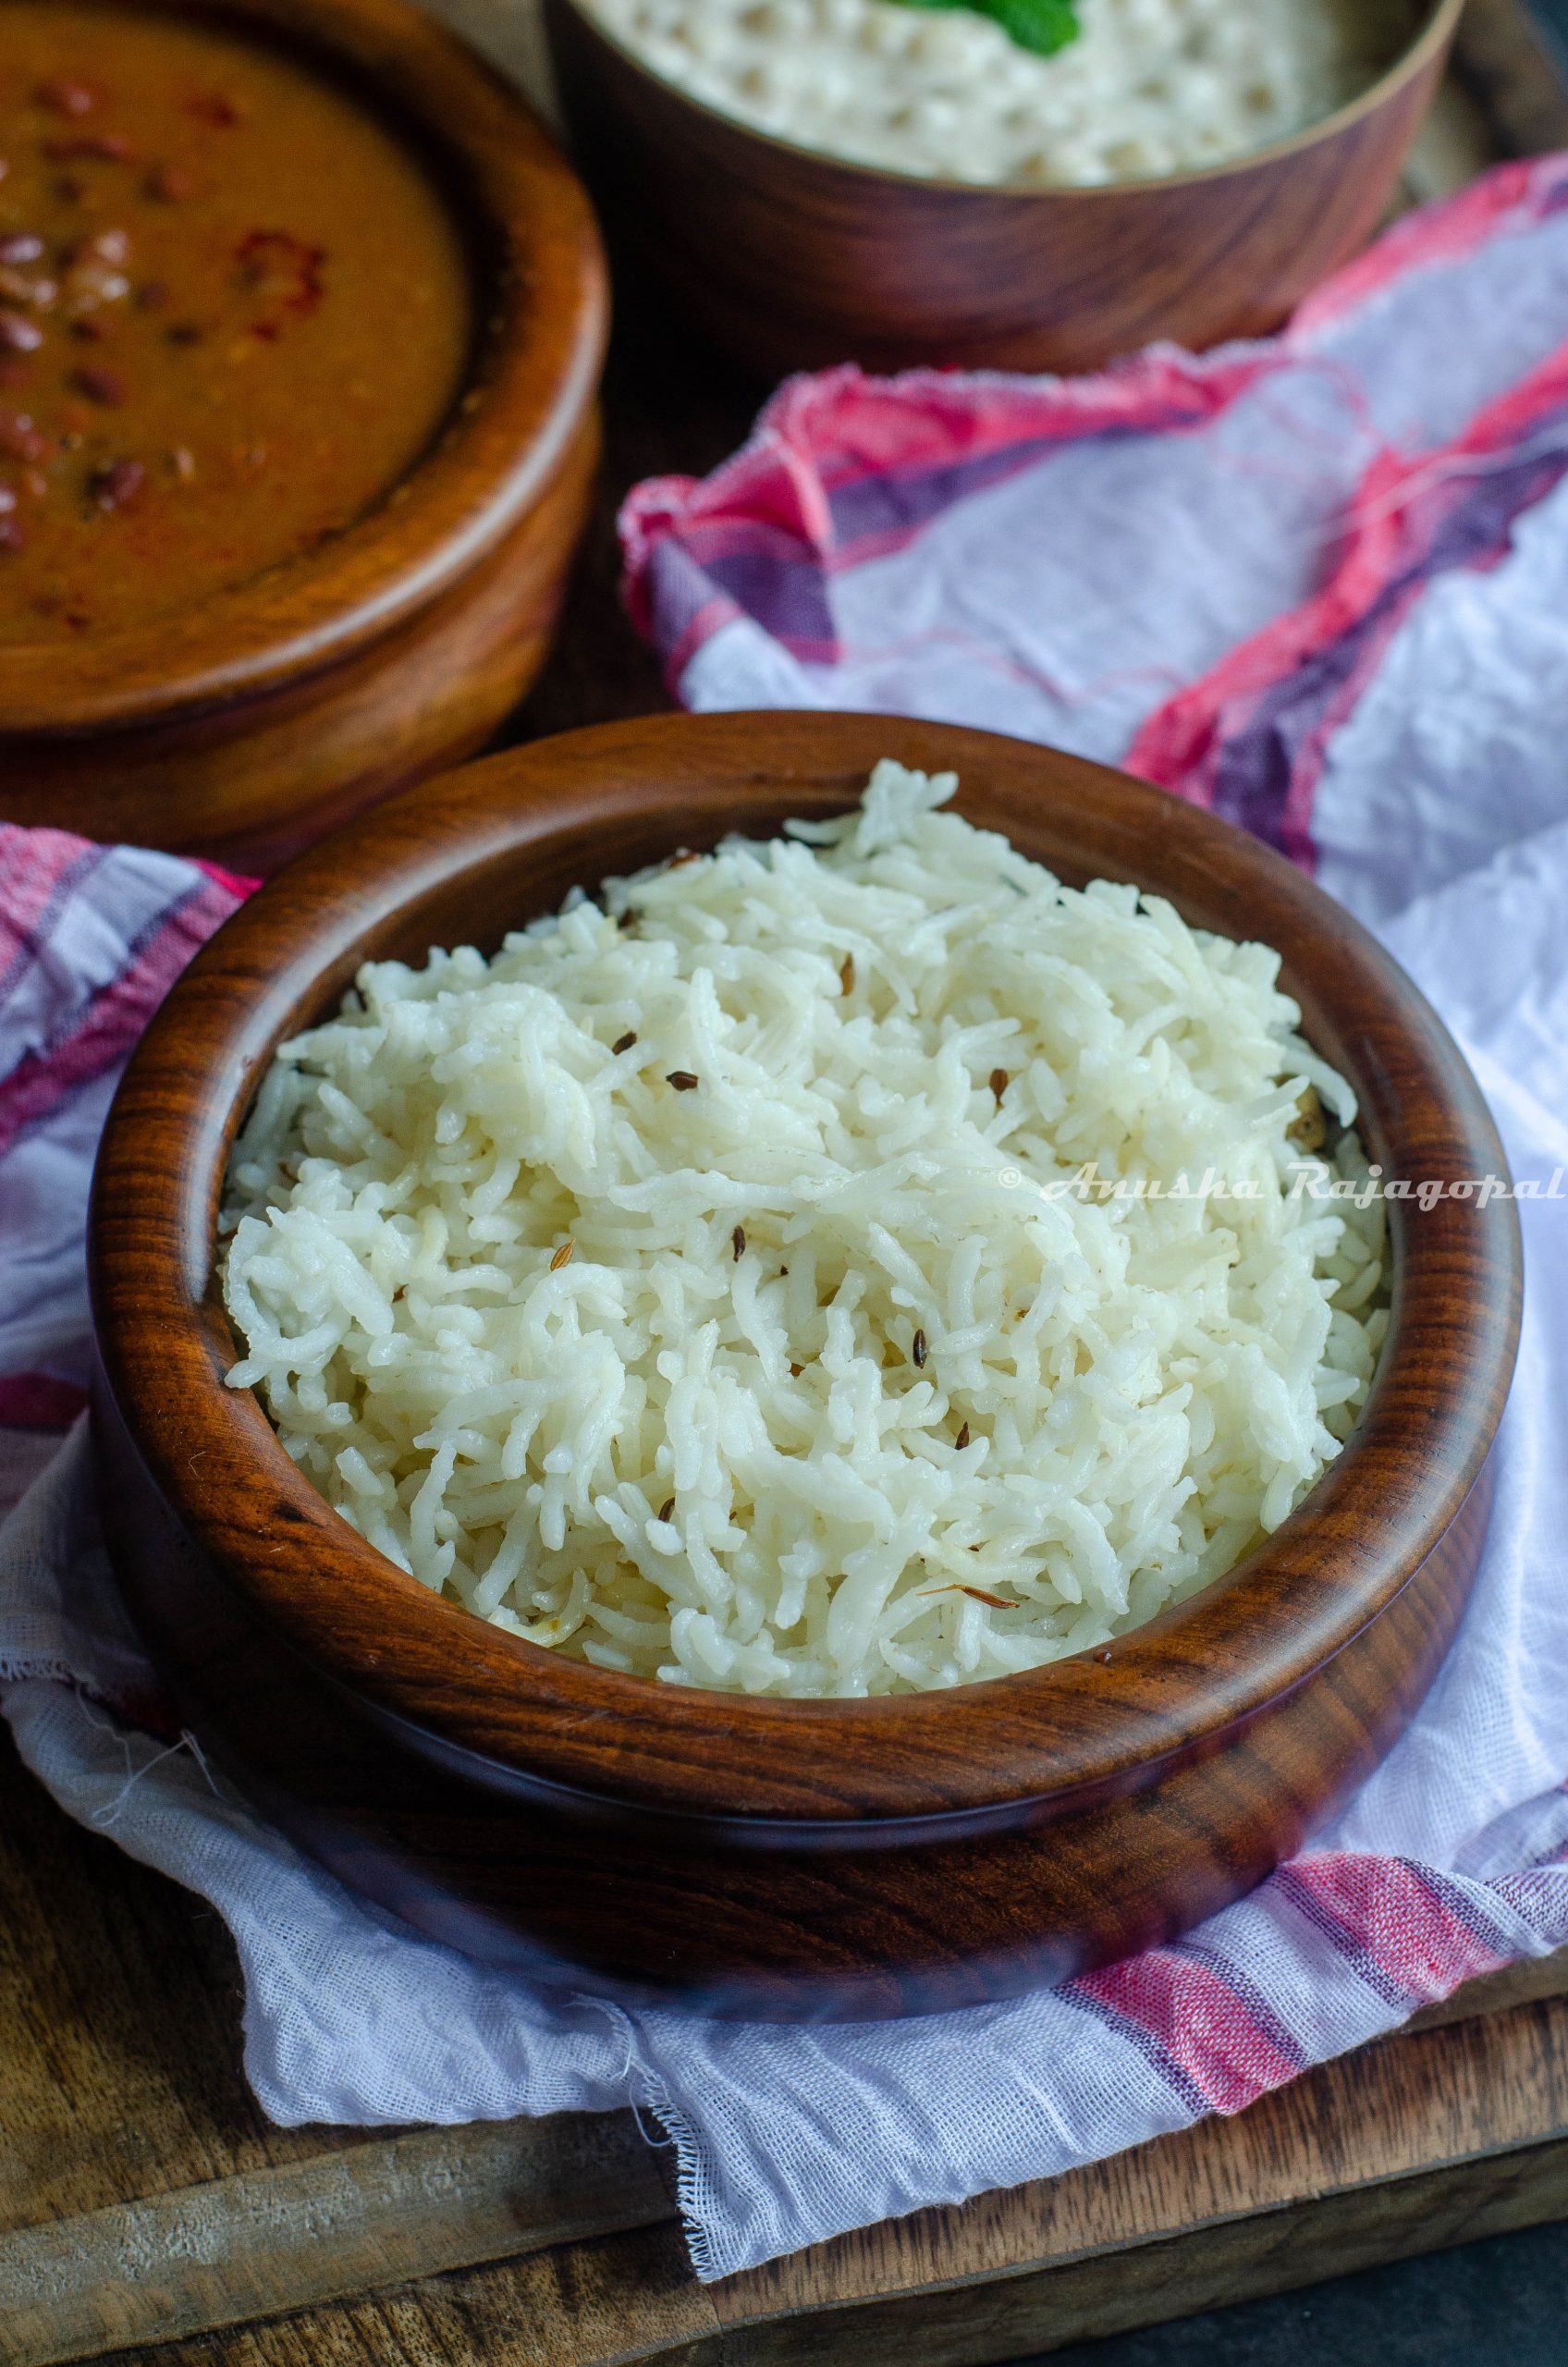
<box><xmin>1006</xmin><ymin>2215</ymin><xmax>1568</xmax><ymax>2364</ymax></box>
<box><xmin>1533</xmin><ymin>0</ymin><xmax>1568</xmax><ymax>50</ymax></box>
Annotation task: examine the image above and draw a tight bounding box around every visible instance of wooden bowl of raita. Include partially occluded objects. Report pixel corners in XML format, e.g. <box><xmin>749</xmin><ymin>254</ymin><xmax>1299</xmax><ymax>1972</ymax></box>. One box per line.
<box><xmin>544</xmin><ymin>0</ymin><xmax>1463</xmax><ymax>376</ymax></box>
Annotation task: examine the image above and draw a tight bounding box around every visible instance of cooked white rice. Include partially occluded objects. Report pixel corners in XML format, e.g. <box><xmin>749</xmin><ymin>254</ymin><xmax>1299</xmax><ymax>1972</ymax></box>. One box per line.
<box><xmin>221</xmin><ymin>763</ymin><xmax>1386</xmax><ymax>1699</ymax></box>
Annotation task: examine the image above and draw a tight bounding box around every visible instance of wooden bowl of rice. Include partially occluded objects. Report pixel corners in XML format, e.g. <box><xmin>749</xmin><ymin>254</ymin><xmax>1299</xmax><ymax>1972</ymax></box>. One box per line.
<box><xmin>88</xmin><ymin>710</ymin><xmax>1520</xmax><ymax>2019</ymax></box>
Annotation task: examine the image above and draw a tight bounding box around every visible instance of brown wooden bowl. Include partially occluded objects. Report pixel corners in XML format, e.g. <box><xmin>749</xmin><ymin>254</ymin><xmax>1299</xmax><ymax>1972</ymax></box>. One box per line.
<box><xmin>544</xmin><ymin>0</ymin><xmax>1460</xmax><ymax>378</ymax></box>
<box><xmin>89</xmin><ymin>711</ymin><xmax>1521</xmax><ymax>2019</ymax></box>
<box><xmin>0</xmin><ymin>0</ymin><xmax>607</xmax><ymax>876</ymax></box>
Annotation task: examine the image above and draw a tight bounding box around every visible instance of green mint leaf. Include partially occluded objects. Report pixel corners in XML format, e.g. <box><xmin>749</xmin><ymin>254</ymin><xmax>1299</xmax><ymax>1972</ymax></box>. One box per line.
<box><xmin>888</xmin><ymin>0</ymin><xmax>1080</xmax><ymax>56</ymax></box>
<box><xmin>981</xmin><ymin>0</ymin><xmax>1080</xmax><ymax>55</ymax></box>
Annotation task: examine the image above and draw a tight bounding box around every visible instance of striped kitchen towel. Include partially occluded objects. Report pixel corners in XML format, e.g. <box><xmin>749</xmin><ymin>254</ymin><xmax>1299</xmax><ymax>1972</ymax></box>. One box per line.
<box><xmin>622</xmin><ymin>153</ymin><xmax>1568</xmax><ymax>914</ymax></box>
<box><xmin>0</xmin><ymin>831</ymin><xmax>247</xmax><ymax>1442</ymax></box>
<box><xmin>5</xmin><ymin>155</ymin><xmax>1568</xmax><ymax>2283</ymax></box>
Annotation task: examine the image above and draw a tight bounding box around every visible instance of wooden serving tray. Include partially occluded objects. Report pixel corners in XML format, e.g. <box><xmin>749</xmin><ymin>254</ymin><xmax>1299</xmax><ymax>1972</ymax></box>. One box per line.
<box><xmin>5</xmin><ymin>1711</ymin><xmax>1568</xmax><ymax>2367</ymax></box>
<box><xmin>6</xmin><ymin>4</ymin><xmax>1568</xmax><ymax>2361</ymax></box>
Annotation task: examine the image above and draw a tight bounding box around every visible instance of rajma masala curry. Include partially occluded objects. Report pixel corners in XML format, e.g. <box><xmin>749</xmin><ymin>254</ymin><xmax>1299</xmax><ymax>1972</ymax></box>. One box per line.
<box><xmin>0</xmin><ymin>2</ymin><xmax>473</xmax><ymax>639</ymax></box>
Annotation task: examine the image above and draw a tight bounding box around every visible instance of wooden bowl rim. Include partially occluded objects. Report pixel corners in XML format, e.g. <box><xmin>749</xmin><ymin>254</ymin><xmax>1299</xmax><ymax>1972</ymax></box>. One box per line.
<box><xmin>0</xmin><ymin>0</ymin><xmax>607</xmax><ymax>733</ymax></box>
<box><xmin>550</xmin><ymin>0</ymin><xmax>1463</xmax><ymax>202</ymax></box>
<box><xmin>90</xmin><ymin>711</ymin><xmax>1522</xmax><ymax>1823</ymax></box>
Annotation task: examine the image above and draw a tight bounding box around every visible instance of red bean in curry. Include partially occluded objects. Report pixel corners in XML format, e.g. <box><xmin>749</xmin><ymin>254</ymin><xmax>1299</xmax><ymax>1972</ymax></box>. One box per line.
<box><xmin>0</xmin><ymin>1</ymin><xmax>473</xmax><ymax>639</ymax></box>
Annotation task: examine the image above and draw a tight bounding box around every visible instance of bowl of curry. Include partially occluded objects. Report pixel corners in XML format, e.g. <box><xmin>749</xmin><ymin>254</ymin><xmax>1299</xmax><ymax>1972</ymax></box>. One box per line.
<box><xmin>0</xmin><ymin>0</ymin><xmax>607</xmax><ymax>871</ymax></box>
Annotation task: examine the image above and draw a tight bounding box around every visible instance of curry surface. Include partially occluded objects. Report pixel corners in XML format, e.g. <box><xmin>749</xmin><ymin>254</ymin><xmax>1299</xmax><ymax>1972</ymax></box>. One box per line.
<box><xmin>0</xmin><ymin>2</ymin><xmax>472</xmax><ymax>641</ymax></box>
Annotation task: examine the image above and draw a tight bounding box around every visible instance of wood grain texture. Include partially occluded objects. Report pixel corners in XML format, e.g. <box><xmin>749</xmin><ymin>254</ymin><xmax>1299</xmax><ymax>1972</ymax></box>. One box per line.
<box><xmin>0</xmin><ymin>2116</ymin><xmax>669</xmax><ymax>2367</ymax></box>
<box><xmin>543</xmin><ymin>0</ymin><xmax>1461</xmax><ymax>378</ymax></box>
<box><xmin>0</xmin><ymin>1722</ymin><xmax>366</xmax><ymax>2240</ymax></box>
<box><xmin>57</xmin><ymin>2137</ymin><xmax>1568</xmax><ymax>2367</ymax></box>
<box><xmin>5</xmin><ymin>1670</ymin><xmax>1568</xmax><ymax>2367</ymax></box>
<box><xmin>0</xmin><ymin>0</ymin><xmax>607</xmax><ymax>869</ymax></box>
<box><xmin>15</xmin><ymin>1965</ymin><xmax>1568</xmax><ymax>2367</ymax></box>
<box><xmin>92</xmin><ymin>2222</ymin><xmax>721</xmax><ymax>2367</ymax></box>
<box><xmin>87</xmin><ymin>712</ymin><xmax>1521</xmax><ymax>2017</ymax></box>
<box><xmin>17</xmin><ymin>1948</ymin><xmax>1568</xmax><ymax>2367</ymax></box>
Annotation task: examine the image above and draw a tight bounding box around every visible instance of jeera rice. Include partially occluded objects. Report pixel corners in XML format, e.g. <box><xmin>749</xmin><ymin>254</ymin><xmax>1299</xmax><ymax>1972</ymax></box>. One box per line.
<box><xmin>221</xmin><ymin>764</ymin><xmax>1386</xmax><ymax>1699</ymax></box>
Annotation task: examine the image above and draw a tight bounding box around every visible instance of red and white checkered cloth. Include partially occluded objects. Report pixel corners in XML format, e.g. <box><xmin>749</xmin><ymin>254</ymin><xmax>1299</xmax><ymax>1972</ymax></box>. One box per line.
<box><xmin>6</xmin><ymin>162</ymin><xmax>1568</xmax><ymax>2282</ymax></box>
